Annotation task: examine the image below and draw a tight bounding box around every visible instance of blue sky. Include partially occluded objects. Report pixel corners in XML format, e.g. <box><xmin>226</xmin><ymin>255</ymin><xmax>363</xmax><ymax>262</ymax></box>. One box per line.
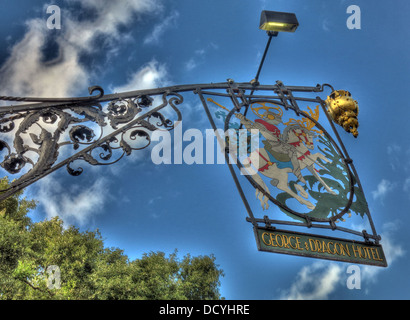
<box><xmin>0</xmin><ymin>0</ymin><xmax>409</xmax><ymax>299</ymax></box>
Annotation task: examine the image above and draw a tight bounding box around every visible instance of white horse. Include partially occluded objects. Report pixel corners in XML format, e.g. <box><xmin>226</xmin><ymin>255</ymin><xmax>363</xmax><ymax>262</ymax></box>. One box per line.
<box><xmin>241</xmin><ymin>124</ymin><xmax>335</xmax><ymax>210</ymax></box>
<box><xmin>282</xmin><ymin>125</ymin><xmax>336</xmax><ymax>195</ymax></box>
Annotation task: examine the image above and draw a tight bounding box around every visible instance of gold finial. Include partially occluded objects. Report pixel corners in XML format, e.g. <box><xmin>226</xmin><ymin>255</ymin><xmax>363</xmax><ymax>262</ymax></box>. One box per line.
<box><xmin>325</xmin><ymin>90</ymin><xmax>359</xmax><ymax>138</ymax></box>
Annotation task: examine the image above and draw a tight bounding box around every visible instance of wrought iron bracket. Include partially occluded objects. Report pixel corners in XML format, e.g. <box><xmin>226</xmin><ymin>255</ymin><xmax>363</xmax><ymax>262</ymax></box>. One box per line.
<box><xmin>0</xmin><ymin>80</ymin><xmax>381</xmax><ymax>245</ymax></box>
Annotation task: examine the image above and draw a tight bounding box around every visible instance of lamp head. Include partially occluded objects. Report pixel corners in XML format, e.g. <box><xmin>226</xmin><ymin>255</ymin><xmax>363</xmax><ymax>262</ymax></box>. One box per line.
<box><xmin>259</xmin><ymin>10</ymin><xmax>299</xmax><ymax>33</ymax></box>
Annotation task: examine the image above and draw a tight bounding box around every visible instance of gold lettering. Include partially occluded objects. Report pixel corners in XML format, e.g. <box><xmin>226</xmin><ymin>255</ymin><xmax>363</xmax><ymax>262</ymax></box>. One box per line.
<box><xmin>309</xmin><ymin>239</ymin><xmax>317</xmax><ymax>252</ymax></box>
<box><xmin>340</xmin><ymin>243</ymin><xmax>351</xmax><ymax>257</ymax></box>
<box><xmin>260</xmin><ymin>229</ymin><xmax>386</xmax><ymax>265</ymax></box>
<box><xmin>321</xmin><ymin>241</ymin><xmax>327</xmax><ymax>253</ymax></box>
<box><xmin>269</xmin><ymin>233</ymin><xmax>278</xmax><ymax>247</ymax></box>
<box><xmin>363</xmin><ymin>247</ymin><xmax>372</xmax><ymax>260</ymax></box>
<box><xmin>327</xmin><ymin>242</ymin><xmax>334</xmax><ymax>255</ymax></box>
<box><xmin>275</xmin><ymin>234</ymin><xmax>283</xmax><ymax>248</ymax></box>
<box><xmin>370</xmin><ymin>247</ymin><xmax>377</xmax><ymax>260</ymax></box>
<box><xmin>288</xmin><ymin>236</ymin><xmax>297</xmax><ymax>250</ymax></box>
<box><xmin>262</xmin><ymin>232</ymin><xmax>272</xmax><ymax>246</ymax></box>
<box><xmin>315</xmin><ymin>240</ymin><xmax>322</xmax><ymax>252</ymax></box>
<box><xmin>295</xmin><ymin>237</ymin><xmax>304</xmax><ymax>251</ymax></box>
<box><xmin>352</xmin><ymin>245</ymin><xmax>362</xmax><ymax>258</ymax></box>
<box><xmin>373</xmin><ymin>248</ymin><xmax>384</xmax><ymax>261</ymax></box>
<box><xmin>351</xmin><ymin>244</ymin><xmax>358</xmax><ymax>257</ymax></box>
<box><xmin>282</xmin><ymin>235</ymin><xmax>290</xmax><ymax>249</ymax></box>
<box><xmin>334</xmin><ymin>243</ymin><xmax>341</xmax><ymax>255</ymax></box>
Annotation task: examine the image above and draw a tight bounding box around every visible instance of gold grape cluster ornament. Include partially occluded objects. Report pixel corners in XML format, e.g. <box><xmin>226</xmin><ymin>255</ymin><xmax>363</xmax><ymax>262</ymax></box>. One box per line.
<box><xmin>325</xmin><ymin>90</ymin><xmax>359</xmax><ymax>138</ymax></box>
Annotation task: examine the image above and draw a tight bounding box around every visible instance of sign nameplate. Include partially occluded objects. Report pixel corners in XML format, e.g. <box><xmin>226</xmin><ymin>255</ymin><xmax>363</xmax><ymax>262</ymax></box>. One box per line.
<box><xmin>255</xmin><ymin>227</ymin><xmax>387</xmax><ymax>267</ymax></box>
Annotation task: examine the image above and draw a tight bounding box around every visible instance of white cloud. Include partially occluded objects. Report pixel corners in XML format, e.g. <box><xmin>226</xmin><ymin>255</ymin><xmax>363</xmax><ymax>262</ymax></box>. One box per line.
<box><xmin>144</xmin><ymin>10</ymin><xmax>179</xmax><ymax>45</ymax></box>
<box><xmin>387</xmin><ymin>144</ymin><xmax>401</xmax><ymax>155</ymax></box>
<box><xmin>387</xmin><ymin>144</ymin><xmax>402</xmax><ymax>171</ymax></box>
<box><xmin>403</xmin><ymin>177</ymin><xmax>410</xmax><ymax>194</ymax></box>
<box><xmin>322</xmin><ymin>18</ymin><xmax>331</xmax><ymax>32</ymax></box>
<box><xmin>112</xmin><ymin>60</ymin><xmax>170</xmax><ymax>92</ymax></box>
<box><xmin>184</xmin><ymin>43</ymin><xmax>218</xmax><ymax>71</ymax></box>
<box><xmin>0</xmin><ymin>0</ymin><xmax>162</xmax><ymax>100</ymax></box>
<box><xmin>185</xmin><ymin>58</ymin><xmax>197</xmax><ymax>71</ymax></box>
<box><xmin>0</xmin><ymin>18</ymin><xmax>88</xmax><ymax>99</ymax></box>
<box><xmin>36</xmin><ymin>175</ymin><xmax>110</xmax><ymax>226</ymax></box>
<box><xmin>371</xmin><ymin>179</ymin><xmax>395</xmax><ymax>201</ymax></box>
<box><xmin>279</xmin><ymin>262</ymin><xmax>343</xmax><ymax>300</ymax></box>
<box><xmin>64</xmin><ymin>0</ymin><xmax>162</xmax><ymax>50</ymax></box>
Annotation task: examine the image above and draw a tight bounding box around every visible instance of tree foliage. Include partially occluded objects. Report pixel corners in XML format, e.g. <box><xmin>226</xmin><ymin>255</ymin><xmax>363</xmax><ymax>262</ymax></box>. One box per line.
<box><xmin>0</xmin><ymin>178</ymin><xmax>224</xmax><ymax>300</ymax></box>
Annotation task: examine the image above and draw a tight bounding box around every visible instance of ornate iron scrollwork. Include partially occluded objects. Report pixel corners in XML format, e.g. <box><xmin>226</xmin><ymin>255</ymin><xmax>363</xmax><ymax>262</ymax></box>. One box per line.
<box><xmin>0</xmin><ymin>87</ymin><xmax>183</xmax><ymax>201</ymax></box>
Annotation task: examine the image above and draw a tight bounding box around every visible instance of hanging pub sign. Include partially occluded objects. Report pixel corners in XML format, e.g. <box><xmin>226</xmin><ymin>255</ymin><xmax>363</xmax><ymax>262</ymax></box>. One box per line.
<box><xmin>0</xmin><ymin>79</ymin><xmax>386</xmax><ymax>268</ymax></box>
<box><xmin>202</xmin><ymin>80</ymin><xmax>387</xmax><ymax>267</ymax></box>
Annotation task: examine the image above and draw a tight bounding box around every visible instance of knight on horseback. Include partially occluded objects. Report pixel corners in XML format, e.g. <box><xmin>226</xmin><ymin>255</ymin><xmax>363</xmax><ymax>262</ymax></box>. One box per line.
<box><xmin>235</xmin><ymin>102</ymin><xmax>335</xmax><ymax>211</ymax></box>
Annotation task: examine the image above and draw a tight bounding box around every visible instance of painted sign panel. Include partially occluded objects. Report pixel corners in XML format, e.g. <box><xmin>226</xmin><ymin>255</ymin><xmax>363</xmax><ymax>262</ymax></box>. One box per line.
<box><xmin>205</xmin><ymin>83</ymin><xmax>384</xmax><ymax>266</ymax></box>
<box><xmin>255</xmin><ymin>227</ymin><xmax>387</xmax><ymax>267</ymax></box>
<box><xmin>211</xmin><ymin>99</ymin><xmax>367</xmax><ymax>224</ymax></box>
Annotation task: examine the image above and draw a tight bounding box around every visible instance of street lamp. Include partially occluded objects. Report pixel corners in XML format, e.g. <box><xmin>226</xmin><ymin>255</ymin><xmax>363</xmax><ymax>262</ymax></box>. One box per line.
<box><xmin>245</xmin><ymin>10</ymin><xmax>300</xmax><ymax>130</ymax></box>
<box><xmin>259</xmin><ymin>10</ymin><xmax>299</xmax><ymax>35</ymax></box>
<box><xmin>251</xmin><ymin>10</ymin><xmax>299</xmax><ymax>87</ymax></box>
